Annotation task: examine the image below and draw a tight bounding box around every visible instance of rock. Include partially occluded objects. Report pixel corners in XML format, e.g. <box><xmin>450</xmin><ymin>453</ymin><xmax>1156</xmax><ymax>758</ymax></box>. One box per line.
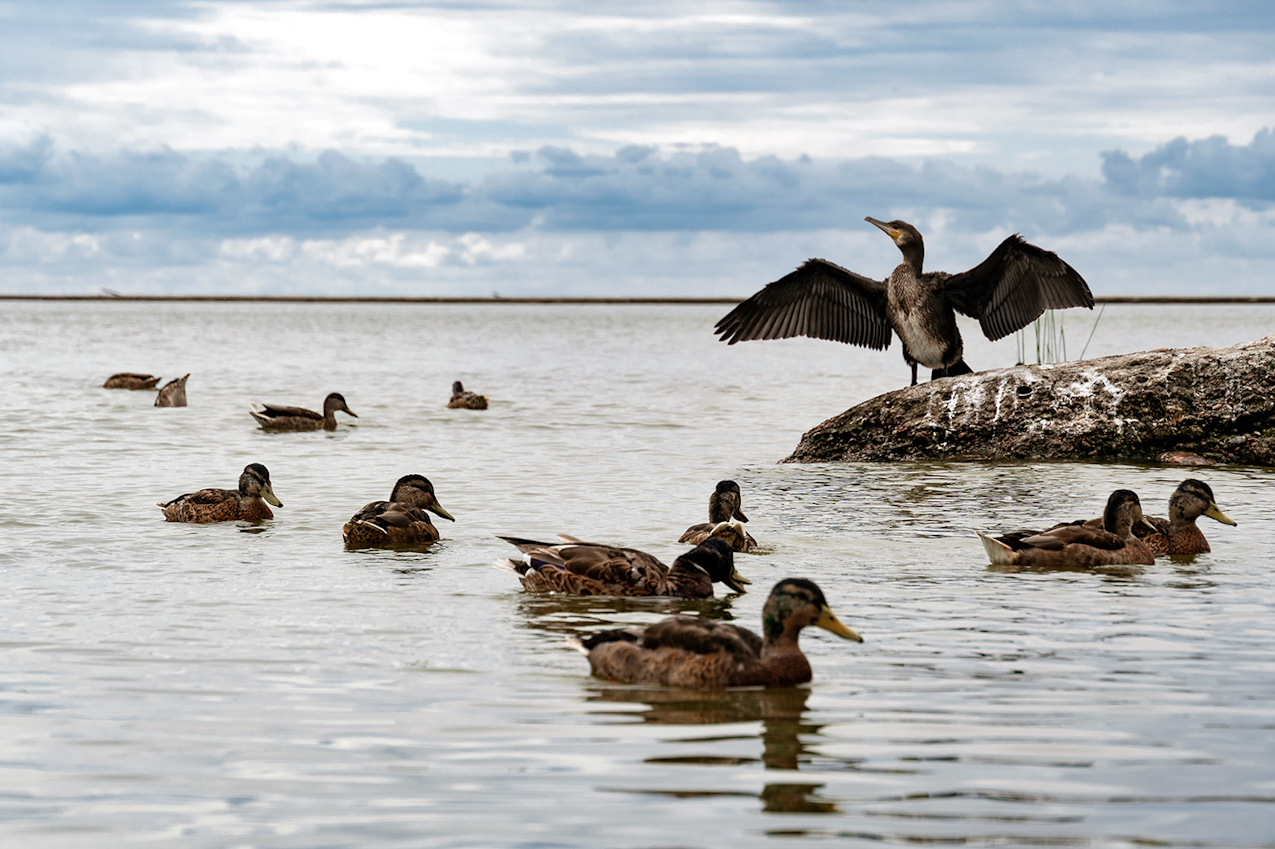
<box><xmin>784</xmin><ymin>336</ymin><xmax>1275</xmax><ymax>465</ymax></box>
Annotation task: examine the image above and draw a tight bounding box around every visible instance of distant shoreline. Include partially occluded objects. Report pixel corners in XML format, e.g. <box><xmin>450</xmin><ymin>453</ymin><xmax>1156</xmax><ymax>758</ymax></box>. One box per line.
<box><xmin>3</xmin><ymin>294</ymin><xmax>1275</xmax><ymax>304</ymax></box>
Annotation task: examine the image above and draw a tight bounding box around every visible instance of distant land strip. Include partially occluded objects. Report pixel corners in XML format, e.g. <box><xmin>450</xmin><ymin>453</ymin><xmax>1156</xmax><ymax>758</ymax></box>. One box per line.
<box><xmin>2</xmin><ymin>294</ymin><xmax>1275</xmax><ymax>304</ymax></box>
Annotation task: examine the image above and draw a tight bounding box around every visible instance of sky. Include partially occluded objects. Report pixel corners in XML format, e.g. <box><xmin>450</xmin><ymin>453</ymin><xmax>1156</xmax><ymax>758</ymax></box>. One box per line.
<box><xmin>1</xmin><ymin>0</ymin><xmax>1273</xmax><ymax>296</ymax></box>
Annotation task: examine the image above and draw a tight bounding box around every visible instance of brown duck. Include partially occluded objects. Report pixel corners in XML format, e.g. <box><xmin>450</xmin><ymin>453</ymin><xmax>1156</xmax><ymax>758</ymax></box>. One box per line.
<box><xmin>250</xmin><ymin>392</ymin><xmax>357</xmax><ymax>431</ymax></box>
<box><xmin>104</xmin><ymin>373</ymin><xmax>160</xmax><ymax>390</ymax></box>
<box><xmin>154</xmin><ymin>374</ymin><xmax>189</xmax><ymax>407</ymax></box>
<box><xmin>343</xmin><ymin>475</ymin><xmax>455</xmax><ymax>548</ymax></box>
<box><xmin>575</xmin><ymin>578</ymin><xmax>862</xmax><ymax>688</ymax></box>
<box><xmin>679</xmin><ymin>480</ymin><xmax>757</xmax><ymax>551</ymax></box>
<box><xmin>447</xmin><ymin>381</ymin><xmax>488</xmax><ymax>410</ymax></box>
<box><xmin>1133</xmin><ymin>479</ymin><xmax>1236</xmax><ymax>555</ymax></box>
<box><xmin>499</xmin><ymin>527</ymin><xmax>750</xmax><ymax>598</ymax></box>
<box><xmin>158</xmin><ymin>463</ymin><xmax>283</xmax><ymax>523</ymax></box>
<box><xmin>979</xmin><ymin>489</ymin><xmax>1156</xmax><ymax>568</ymax></box>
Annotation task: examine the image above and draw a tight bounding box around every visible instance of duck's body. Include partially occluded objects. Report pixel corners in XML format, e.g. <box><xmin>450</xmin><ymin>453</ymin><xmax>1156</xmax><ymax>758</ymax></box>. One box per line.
<box><xmin>447</xmin><ymin>381</ymin><xmax>488</xmax><ymax>410</ymax></box>
<box><xmin>576</xmin><ymin>578</ymin><xmax>862</xmax><ymax>688</ymax></box>
<box><xmin>1135</xmin><ymin>479</ymin><xmax>1236</xmax><ymax>555</ymax></box>
<box><xmin>679</xmin><ymin>480</ymin><xmax>757</xmax><ymax>551</ymax></box>
<box><xmin>979</xmin><ymin>490</ymin><xmax>1156</xmax><ymax>568</ymax></box>
<box><xmin>500</xmin><ymin>530</ymin><xmax>749</xmax><ymax>598</ymax></box>
<box><xmin>158</xmin><ymin>463</ymin><xmax>282</xmax><ymax>523</ymax></box>
<box><xmin>154</xmin><ymin>374</ymin><xmax>189</xmax><ymax>408</ymax></box>
<box><xmin>716</xmin><ymin>217</ymin><xmax>1094</xmax><ymax>386</ymax></box>
<box><xmin>343</xmin><ymin>475</ymin><xmax>455</xmax><ymax>548</ymax></box>
<box><xmin>104</xmin><ymin>373</ymin><xmax>160</xmax><ymax>390</ymax></box>
<box><xmin>250</xmin><ymin>392</ymin><xmax>357</xmax><ymax>431</ymax></box>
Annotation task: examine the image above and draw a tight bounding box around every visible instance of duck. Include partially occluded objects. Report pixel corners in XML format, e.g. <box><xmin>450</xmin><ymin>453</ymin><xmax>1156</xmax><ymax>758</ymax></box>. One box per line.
<box><xmin>154</xmin><ymin>374</ymin><xmax>189</xmax><ymax>408</ymax></box>
<box><xmin>978</xmin><ymin>489</ymin><xmax>1156</xmax><ymax>568</ymax></box>
<box><xmin>716</xmin><ymin>217</ymin><xmax>1094</xmax><ymax>386</ymax></box>
<box><xmin>342</xmin><ymin>474</ymin><xmax>456</xmax><ymax>548</ymax></box>
<box><xmin>103</xmin><ymin>373</ymin><xmax>160</xmax><ymax>390</ymax></box>
<box><xmin>158</xmin><ymin>463</ymin><xmax>282</xmax><ymax>523</ymax></box>
<box><xmin>679</xmin><ymin>480</ymin><xmax>757</xmax><ymax>551</ymax></box>
<box><xmin>250</xmin><ymin>392</ymin><xmax>357</xmax><ymax>431</ymax></box>
<box><xmin>573</xmin><ymin>578</ymin><xmax>862</xmax><ymax>688</ymax></box>
<box><xmin>1134</xmin><ymin>479</ymin><xmax>1236</xmax><ymax>555</ymax></box>
<box><xmin>499</xmin><ymin>525</ymin><xmax>751</xmax><ymax>598</ymax></box>
<box><xmin>447</xmin><ymin>381</ymin><xmax>488</xmax><ymax>410</ymax></box>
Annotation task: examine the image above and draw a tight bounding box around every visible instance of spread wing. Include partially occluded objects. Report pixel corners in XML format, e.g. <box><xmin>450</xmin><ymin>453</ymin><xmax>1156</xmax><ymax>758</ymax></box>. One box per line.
<box><xmin>715</xmin><ymin>259</ymin><xmax>891</xmax><ymax>349</ymax></box>
<box><xmin>943</xmin><ymin>235</ymin><xmax>1094</xmax><ymax>341</ymax></box>
<box><xmin>255</xmin><ymin>403</ymin><xmax>322</xmax><ymax>420</ymax></box>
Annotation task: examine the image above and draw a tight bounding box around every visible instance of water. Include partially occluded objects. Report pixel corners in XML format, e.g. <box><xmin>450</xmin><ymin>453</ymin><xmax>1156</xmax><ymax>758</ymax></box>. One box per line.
<box><xmin>1</xmin><ymin>301</ymin><xmax>1273</xmax><ymax>848</ymax></box>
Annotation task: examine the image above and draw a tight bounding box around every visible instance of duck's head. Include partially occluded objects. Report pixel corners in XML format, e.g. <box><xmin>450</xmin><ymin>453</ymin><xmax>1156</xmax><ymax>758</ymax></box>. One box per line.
<box><xmin>709</xmin><ymin>479</ymin><xmax>748</xmax><ymax>523</ymax></box>
<box><xmin>389</xmin><ymin>474</ymin><xmax>455</xmax><ymax>522</ymax></box>
<box><xmin>866</xmin><ymin>217</ymin><xmax>924</xmax><ymax>255</ymax></box>
<box><xmin>762</xmin><ymin>578</ymin><xmax>862</xmax><ymax>642</ymax></box>
<box><xmin>240</xmin><ymin>463</ymin><xmax>283</xmax><ymax>507</ymax></box>
<box><xmin>1173</xmin><ymin>479</ymin><xmax>1237</xmax><ymax>526</ymax></box>
<box><xmin>323</xmin><ymin>392</ymin><xmax>358</xmax><ymax>418</ymax></box>
<box><xmin>452</xmin><ymin>381</ymin><xmax>465</xmax><ymax>394</ymax></box>
<box><xmin>674</xmin><ymin>537</ymin><xmax>749</xmax><ymax>593</ymax></box>
<box><xmin>1102</xmin><ymin>489</ymin><xmax>1156</xmax><ymax>537</ymax></box>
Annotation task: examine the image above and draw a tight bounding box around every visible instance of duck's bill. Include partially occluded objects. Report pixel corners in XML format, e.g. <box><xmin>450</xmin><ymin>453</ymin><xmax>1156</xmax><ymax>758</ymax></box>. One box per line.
<box><xmin>733</xmin><ymin>508</ymin><xmax>749</xmax><ymax>523</ymax></box>
<box><xmin>817</xmin><ymin>607</ymin><xmax>863</xmax><ymax>642</ymax></box>
<box><xmin>1205</xmin><ymin>502</ymin><xmax>1237</xmax><ymax>526</ymax></box>
<box><xmin>724</xmin><ymin>569</ymin><xmax>750</xmax><ymax>593</ymax></box>
<box><xmin>1140</xmin><ymin>516</ymin><xmax>1158</xmax><ymax>533</ymax></box>
<box><xmin>429</xmin><ymin>500</ymin><xmax>456</xmax><ymax>522</ymax></box>
<box><xmin>262</xmin><ymin>483</ymin><xmax>283</xmax><ymax>507</ymax></box>
<box><xmin>345</xmin><ymin>407</ymin><xmax>359</xmax><ymax>418</ymax></box>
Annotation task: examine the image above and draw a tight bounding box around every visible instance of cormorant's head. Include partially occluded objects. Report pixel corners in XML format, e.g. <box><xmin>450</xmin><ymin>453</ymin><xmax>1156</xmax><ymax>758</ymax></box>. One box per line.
<box><xmin>865</xmin><ymin>217</ymin><xmax>924</xmax><ymax>252</ymax></box>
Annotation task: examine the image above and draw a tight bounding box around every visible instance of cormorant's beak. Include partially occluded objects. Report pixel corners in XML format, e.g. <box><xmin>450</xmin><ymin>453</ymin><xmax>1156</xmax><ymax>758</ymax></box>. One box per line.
<box><xmin>429</xmin><ymin>498</ymin><xmax>456</xmax><ymax>522</ymax></box>
<box><xmin>724</xmin><ymin>568</ymin><xmax>749</xmax><ymax>593</ymax></box>
<box><xmin>816</xmin><ymin>606</ymin><xmax>863</xmax><ymax>642</ymax></box>
<box><xmin>865</xmin><ymin>216</ymin><xmax>900</xmax><ymax>241</ymax></box>
<box><xmin>1204</xmin><ymin>502</ymin><xmax>1237</xmax><ymax>526</ymax></box>
<box><xmin>262</xmin><ymin>482</ymin><xmax>283</xmax><ymax>508</ymax></box>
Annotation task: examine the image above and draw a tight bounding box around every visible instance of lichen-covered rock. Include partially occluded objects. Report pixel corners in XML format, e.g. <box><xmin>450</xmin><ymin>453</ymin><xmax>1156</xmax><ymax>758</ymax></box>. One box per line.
<box><xmin>784</xmin><ymin>336</ymin><xmax>1275</xmax><ymax>465</ymax></box>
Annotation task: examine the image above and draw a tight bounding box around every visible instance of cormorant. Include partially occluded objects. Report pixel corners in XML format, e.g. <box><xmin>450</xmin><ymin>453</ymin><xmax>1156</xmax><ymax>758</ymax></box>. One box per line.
<box><xmin>715</xmin><ymin>217</ymin><xmax>1095</xmax><ymax>386</ymax></box>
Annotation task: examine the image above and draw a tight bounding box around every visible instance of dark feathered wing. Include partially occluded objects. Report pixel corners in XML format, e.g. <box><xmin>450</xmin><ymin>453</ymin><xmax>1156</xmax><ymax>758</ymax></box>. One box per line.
<box><xmin>639</xmin><ymin>616</ymin><xmax>764</xmax><ymax>659</ymax></box>
<box><xmin>257</xmin><ymin>403</ymin><xmax>323</xmax><ymax>420</ymax></box>
<box><xmin>943</xmin><ymin>235</ymin><xmax>1094</xmax><ymax>341</ymax></box>
<box><xmin>715</xmin><ymin>259</ymin><xmax>891</xmax><ymax>350</ymax></box>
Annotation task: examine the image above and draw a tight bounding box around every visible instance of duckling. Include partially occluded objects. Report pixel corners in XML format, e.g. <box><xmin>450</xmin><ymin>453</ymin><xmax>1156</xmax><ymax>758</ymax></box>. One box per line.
<box><xmin>499</xmin><ymin>526</ymin><xmax>750</xmax><ymax>598</ymax></box>
<box><xmin>250</xmin><ymin>392</ymin><xmax>357</xmax><ymax>431</ymax></box>
<box><xmin>574</xmin><ymin>578</ymin><xmax>862</xmax><ymax>687</ymax></box>
<box><xmin>447</xmin><ymin>381</ymin><xmax>488</xmax><ymax>410</ymax></box>
<box><xmin>158</xmin><ymin>463</ymin><xmax>282</xmax><ymax>523</ymax></box>
<box><xmin>154</xmin><ymin>374</ymin><xmax>189</xmax><ymax>407</ymax></box>
<box><xmin>104</xmin><ymin>373</ymin><xmax>160</xmax><ymax>390</ymax></box>
<box><xmin>679</xmin><ymin>480</ymin><xmax>758</xmax><ymax>551</ymax></box>
<box><xmin>1136</xmin><ymin>479</ymin><xmax>1236</xmax><ymax>555</ymax></box>
<box><xmin>979</xmin><ymin>489</ymin><xmax>1156</xmax><ymax>568</ymax></box>
<box><xmin>343</xmin><ymin>474</ymin><xmax>456</xmax><ymax>548</ymax></box>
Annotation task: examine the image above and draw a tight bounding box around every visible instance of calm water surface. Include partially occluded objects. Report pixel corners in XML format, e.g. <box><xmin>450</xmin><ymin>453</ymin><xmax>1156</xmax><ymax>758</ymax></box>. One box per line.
<box><xmin>1</xmin><ymin>302</ymin><xmax>1273</xmax><ymax>848</ymax></box>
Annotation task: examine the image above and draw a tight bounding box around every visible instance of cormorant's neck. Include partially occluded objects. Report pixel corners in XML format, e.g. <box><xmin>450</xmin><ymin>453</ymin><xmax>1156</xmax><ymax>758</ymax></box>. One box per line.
<box><xmin>897</xmin><ymin>242</ymin><xmax>924</xmax><ymax>272</ymax></box>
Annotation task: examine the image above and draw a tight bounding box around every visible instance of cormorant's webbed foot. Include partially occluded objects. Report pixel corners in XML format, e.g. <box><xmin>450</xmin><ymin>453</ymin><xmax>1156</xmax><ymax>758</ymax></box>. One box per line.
<box><xmin>931</xmin><ymin>359</ymin><xmax>974</xmax><ymax>381</ymax></box>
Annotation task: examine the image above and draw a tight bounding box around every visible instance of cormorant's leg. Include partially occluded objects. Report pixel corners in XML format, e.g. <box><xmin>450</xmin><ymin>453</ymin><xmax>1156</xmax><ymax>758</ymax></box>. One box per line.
<box><xmin>931</xmin><ymin>359</ymin><xmax>974</xmax><ymax>381</ymax></box>
<box><xmin>910</xmin><ymin>362</ymin><xmax>918</xmax><ymax>386</ymax></box>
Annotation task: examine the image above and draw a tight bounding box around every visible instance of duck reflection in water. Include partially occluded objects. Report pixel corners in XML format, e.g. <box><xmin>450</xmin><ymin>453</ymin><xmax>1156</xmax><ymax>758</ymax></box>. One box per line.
<box><xmin>586</xmin><ymin>684</ymin><xmax>838</xmax><ymax>814</ymax></box>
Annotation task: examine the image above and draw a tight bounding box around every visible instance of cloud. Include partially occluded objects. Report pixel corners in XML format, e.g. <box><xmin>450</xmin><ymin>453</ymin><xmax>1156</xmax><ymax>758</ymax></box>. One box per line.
<box><xmin>1102</xmin><ymin>128</ymin><xmax>1275</xmax><ymax>203</ymax></box>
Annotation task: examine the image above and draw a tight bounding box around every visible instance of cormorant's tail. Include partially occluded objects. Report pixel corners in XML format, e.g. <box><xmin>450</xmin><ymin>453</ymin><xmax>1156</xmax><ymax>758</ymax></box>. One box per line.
<box><xmin>932</xmin><ymin>359</ymin><xmax>974</xmax><ymax>380</ymax></box>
